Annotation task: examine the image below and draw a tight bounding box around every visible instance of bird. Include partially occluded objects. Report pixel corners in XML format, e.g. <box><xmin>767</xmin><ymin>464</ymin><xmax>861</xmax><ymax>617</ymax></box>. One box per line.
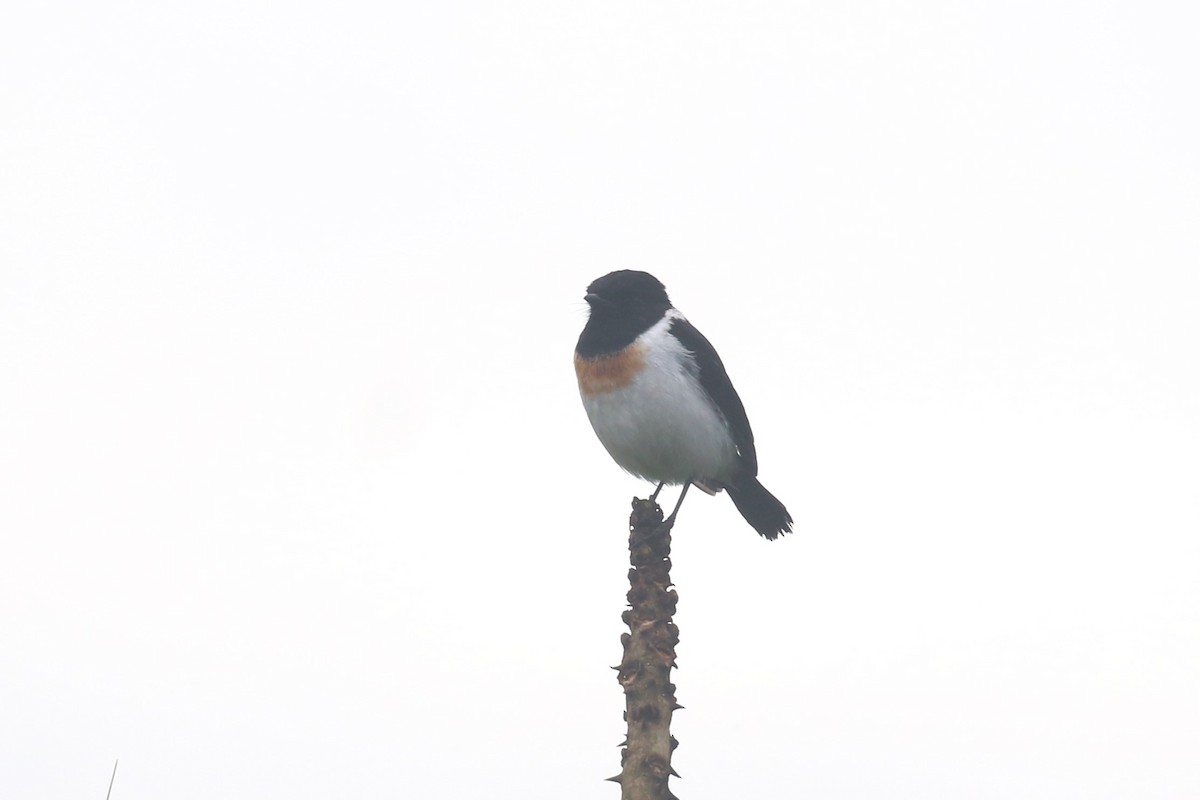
<box><xmin>574</xmin><ymin>270</ymin><xmax>792</xmax><ymax>540</ymax></box>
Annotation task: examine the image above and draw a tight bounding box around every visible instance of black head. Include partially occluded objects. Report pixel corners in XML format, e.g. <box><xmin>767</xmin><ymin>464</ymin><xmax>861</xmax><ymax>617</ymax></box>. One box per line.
<box><xmin>585</xmin><ymin>270</ymin><xmax>671</xmax><ymax>312</ymax></box>
<box><xmin>577</xmin><ymin>270</ymin><xmax>674</xmax><ymax>357</ymax></box>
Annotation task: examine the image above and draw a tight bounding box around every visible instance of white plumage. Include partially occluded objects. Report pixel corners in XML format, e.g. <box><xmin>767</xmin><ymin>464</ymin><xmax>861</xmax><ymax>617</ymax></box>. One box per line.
<box><xmin>579</xmin><ymin>311</ymin><xmax>736</xmax><ymax>489</ymax></box>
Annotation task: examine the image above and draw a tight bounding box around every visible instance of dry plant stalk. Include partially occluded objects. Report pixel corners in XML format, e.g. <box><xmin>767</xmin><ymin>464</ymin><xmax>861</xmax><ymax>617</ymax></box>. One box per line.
<box><xmin>609</xmin><ymin>497</ymin><xmax>681</xmax><ymax>800</ymax></box>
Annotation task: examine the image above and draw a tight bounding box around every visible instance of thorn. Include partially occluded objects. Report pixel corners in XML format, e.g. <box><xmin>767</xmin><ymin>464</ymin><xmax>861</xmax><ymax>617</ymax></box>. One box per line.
<box><xmin>605</xmin><ymin>774</ymin><xmax>623</xmax><ymax>784</ymax></box>
<box><xmin>670</xmin><ymin>767</ymin><xmax>682</xmax><ymax>778</ymax></box>
<box><xmin>671</xmin><ymin>703</ymin><xmax>685</xmax><ymax>711</ymax></box>
<box><xmin>616</xmin><ymin>737</ymin><xmax>628</xmax><ymax>747</ymax></box>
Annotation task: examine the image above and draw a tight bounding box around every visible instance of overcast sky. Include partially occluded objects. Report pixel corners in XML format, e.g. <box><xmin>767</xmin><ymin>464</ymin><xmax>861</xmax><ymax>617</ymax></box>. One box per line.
<box><xmin>2</xmin><ymin>2</ymin><xmax>1198</xmax><ymax>798</ymax></box>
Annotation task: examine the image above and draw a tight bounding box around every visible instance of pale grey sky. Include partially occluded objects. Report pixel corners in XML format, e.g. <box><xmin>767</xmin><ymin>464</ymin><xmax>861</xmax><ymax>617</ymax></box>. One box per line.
<box><xmin>2</xmin><ymin>2</ymin><xmax>1198</xmax><ymax>798</ymax></box>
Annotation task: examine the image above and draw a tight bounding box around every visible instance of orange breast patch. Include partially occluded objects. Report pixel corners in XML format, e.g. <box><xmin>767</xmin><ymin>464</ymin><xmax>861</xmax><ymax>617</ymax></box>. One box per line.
<box><xmin>575</xmin><ymin>342</ymin><xmax>647</xmax><ymax>396</ymax></box>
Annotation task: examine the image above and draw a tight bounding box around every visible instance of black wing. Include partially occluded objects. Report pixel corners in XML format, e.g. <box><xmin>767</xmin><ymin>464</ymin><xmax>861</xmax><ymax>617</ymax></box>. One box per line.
<box><xmin>668</xmin><ymin>317</ymin><xmax>758</xmax><ymax>476</ymax></box>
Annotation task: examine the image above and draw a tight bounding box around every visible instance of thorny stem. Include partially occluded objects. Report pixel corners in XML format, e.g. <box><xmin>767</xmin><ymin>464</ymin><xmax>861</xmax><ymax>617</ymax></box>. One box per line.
<box><xmin>609</xmin><ymin>497</ymin><xmax>681</xmax><ymax>800</ymax></box>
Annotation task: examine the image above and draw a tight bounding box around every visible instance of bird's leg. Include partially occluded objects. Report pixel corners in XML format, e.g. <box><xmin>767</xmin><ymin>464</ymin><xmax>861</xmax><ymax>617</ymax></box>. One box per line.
<box><xmin>663</xmin><ymin>482</ymin><xmax>692</xmax><ymax>529</ymax></box>
<box><xmin>649</xmin><ymin>482</ymin><xmax>666</xmax><ymax>503</ymax></box>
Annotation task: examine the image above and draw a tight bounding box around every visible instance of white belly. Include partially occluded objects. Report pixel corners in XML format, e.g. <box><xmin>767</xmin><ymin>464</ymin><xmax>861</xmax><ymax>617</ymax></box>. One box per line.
<box><xmin>580</xmin><ymin>319</ymin><xmax>737</xmax><ymax>485</ymax></box>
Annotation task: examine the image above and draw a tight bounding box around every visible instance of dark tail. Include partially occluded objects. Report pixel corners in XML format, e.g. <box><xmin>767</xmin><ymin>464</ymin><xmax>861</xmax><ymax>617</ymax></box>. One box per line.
<box><xmin>726</xmin><ymin>477</ymin><xmax>793</xmax><ymax>540</ymax></box>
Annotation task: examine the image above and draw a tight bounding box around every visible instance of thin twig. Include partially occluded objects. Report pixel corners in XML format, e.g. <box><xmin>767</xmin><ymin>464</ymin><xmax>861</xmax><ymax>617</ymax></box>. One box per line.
<box><xmin>105</xmin><ymin>759</ymin><xmax>118</xmax><ymax>800</ymax></box>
